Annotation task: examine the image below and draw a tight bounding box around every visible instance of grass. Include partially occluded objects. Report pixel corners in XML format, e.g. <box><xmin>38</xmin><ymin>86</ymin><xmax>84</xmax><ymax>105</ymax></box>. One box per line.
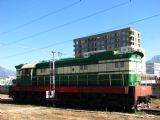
<box><xmin>134</xmin><ymin>111</ymin><xmax>146</xmax><ymax>116</ymax></box>
<box><xmin>151</xmin><ymin>98</ymin><xmax>160</xmax><ymax>108</ymax></box>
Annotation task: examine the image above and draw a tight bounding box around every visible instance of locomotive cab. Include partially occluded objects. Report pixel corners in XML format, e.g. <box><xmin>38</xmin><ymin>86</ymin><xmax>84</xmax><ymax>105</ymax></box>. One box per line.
<box><xmin>15</xmin><ymin>64</ymin><xmax>36</xmax><ymax>86</ymax></box>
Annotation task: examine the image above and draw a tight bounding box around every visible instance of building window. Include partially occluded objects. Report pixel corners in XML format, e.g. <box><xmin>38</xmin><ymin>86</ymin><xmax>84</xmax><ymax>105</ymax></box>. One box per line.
<box><xmin>129</xmin><ymin>37</ymin><xmax>134</xmax><ymax>41</ymax></box>
<box><xmin>122</xmin><ymin>37</ymin><xmax>126</xmax><ymax>41</ymax></box>
<box><xmin>122</xmin><ymin>31</ymin><xmax>125</xmax><ymax>35</ymax></box>
<box><xmin>111</xmin><ymin>44</ymin><xmax>115</xmax><ymax>48</ymax></box>
<box><xmin>129</xmin><ymin>31</ymin><xmax>134</xmax><ymax>35</ymax></box>
<box><xmin>76</xmin><ymin>41</ymin><xmax>78</xmax><ymax>45</ymax></box>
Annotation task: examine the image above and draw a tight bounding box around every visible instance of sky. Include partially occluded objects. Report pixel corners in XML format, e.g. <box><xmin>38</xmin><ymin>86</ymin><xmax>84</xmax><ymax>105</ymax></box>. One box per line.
<box><xmin>0</xmin><ymin>0</ymin><xmax>160</xmax><ymax>70</ymax></box>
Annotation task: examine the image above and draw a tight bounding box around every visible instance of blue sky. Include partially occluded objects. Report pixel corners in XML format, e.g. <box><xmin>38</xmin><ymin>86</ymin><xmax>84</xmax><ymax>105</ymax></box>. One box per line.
<box><xmin>0</xmin><ymin>0</ymin><xmax>160</xmax><ymax>70</ymax></box>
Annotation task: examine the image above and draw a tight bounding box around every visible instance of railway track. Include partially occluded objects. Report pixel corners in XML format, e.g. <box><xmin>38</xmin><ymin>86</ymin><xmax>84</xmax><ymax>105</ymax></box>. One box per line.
<box><xmin>0</xmin><ymin>100</ymin><xmax>159</xmax><ymax>119</ymax></box>
<box><xmin>142</xmin><ymin>108</ymin><xmax>160</xmax><ymax>115</ymax></box>
<box><xmin>0</xmin><ymin>98</ymin><xmax>13</xmax><ymax>104</ymax></box>
<box><xmin>0</xmin><ymin>96</ymin><xmax>160</xmax><ymax>118</ymax></box>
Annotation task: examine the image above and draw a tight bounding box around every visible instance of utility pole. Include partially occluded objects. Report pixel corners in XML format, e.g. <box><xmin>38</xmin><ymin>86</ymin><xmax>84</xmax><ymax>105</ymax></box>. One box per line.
<box><xmin>46</xmin><ymin>51</ymin><xmax>56</xmax><ymax>102</ymax></box>
<box><xmin>51</xmin><ymin>51</ymin><xmax>56</xmax><ymax>98</ymax></box>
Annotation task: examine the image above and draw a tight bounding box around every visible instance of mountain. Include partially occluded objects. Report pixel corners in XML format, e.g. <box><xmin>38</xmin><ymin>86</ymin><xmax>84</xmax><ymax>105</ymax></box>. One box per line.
<box><xmin>0</xmin><ymin>66</ymin><xmax>15</xmax><ymax>78</ymax></box>
<box><xmin>147</xmin><ymin>55</ymin><xmax>160</xmax><ymax>63</ymax></box>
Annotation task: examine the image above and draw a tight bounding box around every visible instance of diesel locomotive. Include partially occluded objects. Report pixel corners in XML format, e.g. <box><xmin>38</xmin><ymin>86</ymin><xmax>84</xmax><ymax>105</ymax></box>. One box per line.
<box><xmin>9</xmin><ymin>50</ymin><xmax>152</xmax><ymax>110</ymax></box>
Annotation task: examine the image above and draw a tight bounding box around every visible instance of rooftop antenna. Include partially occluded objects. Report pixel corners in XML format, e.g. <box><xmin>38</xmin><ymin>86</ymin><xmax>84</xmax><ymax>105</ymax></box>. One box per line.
<box><xmin>58</xmin><ymin>52</ymin><xmax>63</xmax><ymax>59</ymax></box>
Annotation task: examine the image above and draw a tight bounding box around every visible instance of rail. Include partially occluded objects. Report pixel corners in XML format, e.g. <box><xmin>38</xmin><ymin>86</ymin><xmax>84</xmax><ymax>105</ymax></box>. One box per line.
<box><xmin>142</xmin><ymin>108</ymin><xmax>160</xmax><ymax>115</ymax></box>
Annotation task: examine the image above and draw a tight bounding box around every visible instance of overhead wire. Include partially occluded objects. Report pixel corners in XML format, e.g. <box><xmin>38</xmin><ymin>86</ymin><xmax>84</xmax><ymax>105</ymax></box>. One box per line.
<box><xmin>0</xmin><ymin>0</ymin><xmax>81</xmax><ymax>35</ymax></box>
<box><xmin>2</xmin><ymin>40</ymin><xmax>73</xmax><ymax>59</ymax></box>
<box><xmin>2</xmin><ymin>12</ymin><xmax>160</xmax><ymax>59</ymax></box>
<box><xmin>1</xmin><ymin>0</ymin><xmax>130</xmax><ymax>47</ymax></box>
<box><xmin>97</xmin><ymin>13</ymin><xmax>160</xmax><ymax>34</ymax></box>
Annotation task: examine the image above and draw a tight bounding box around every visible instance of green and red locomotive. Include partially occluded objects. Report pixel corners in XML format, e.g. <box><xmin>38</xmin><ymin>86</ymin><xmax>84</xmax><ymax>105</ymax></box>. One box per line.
<box><xmin>9</xmin><ymin>50</ymin><xmax>152</xmax><ymax>110</ymax></box>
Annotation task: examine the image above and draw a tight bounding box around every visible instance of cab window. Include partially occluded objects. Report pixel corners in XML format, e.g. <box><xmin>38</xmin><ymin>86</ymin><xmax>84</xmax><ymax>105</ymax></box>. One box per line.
<box><xmin>22</xmin><ymin>69</ymin><xmax>31</xmax><ymax>76</ymax></box>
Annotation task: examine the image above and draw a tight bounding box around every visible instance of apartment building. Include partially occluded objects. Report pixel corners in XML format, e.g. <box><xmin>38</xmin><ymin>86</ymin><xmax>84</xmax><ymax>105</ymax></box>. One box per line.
<box><xmin>73</xmin><ymin>27</ymin><xmax>147</xmax><ymax>73</ymax></box>
<box><xmin>146</xmin><ymin>63</ymin><xmax>160</xmax><ymax>77</ymax></box>
<box><xmin>74</xmin><ymin>27</ymin><xmax>140</xmax><ymax>57</ymax></box>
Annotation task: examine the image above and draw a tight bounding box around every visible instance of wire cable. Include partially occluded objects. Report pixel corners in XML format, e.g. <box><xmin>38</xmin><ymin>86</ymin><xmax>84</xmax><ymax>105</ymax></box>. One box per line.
<box><xmin>2</xmin><ymin>40</ymin><xmax>73</xmax><ymax>59</ymax></box>
<box><xmin>97</xmin><ymin>13</ymin><xmax>160</xmax><ymax>34</ymax></box>
<box><xmin>0</xmin><ymin>0</ymin><xmax>81</xmax><ymax>35</ymax></box>
<box><xmin>2</xmin><ymin>12</ymin><xmax>160</xmax><ymax>59</ymax></box>
<box><xmin>1</xmin><ymin>0</ymin><xmax>130</xmax><ymax>47</ymax></box>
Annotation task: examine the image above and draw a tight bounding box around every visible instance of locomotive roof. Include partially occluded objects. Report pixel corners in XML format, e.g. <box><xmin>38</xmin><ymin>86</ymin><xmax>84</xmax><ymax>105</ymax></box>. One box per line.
<box><xmin>15</xmin><ymin>50</ymin><xmax>144</xmax><ymax>69</ymax></box>
<box><xmin>21</xmin><ymin>63</ymin><xmax>36</xmax><ymax>69</ymax></box>
<box><xmin>54</xmin><ymin>51</ymin><xmax>143</xmax><ymax>67</ymax></box>
<box><xmin>15</xmin><ymin>64</ymin><xmax>24</xmax><ymax>69</ymax></box>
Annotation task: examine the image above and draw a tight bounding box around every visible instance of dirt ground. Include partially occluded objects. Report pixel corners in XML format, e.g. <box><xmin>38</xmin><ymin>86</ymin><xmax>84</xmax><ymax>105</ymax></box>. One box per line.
<box><xmin>0</xmin><ymin>94</ymin><xmax>160</xmax><ymax>120</ymax></box>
